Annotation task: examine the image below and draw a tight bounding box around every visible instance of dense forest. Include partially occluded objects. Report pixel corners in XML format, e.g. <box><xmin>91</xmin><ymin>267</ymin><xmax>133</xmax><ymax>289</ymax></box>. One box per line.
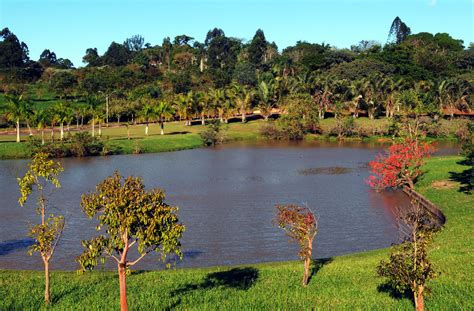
<box><xmin>0</xmin><ymin>17</ymin><xmax>472</xmax><ymax>137</ymax></box>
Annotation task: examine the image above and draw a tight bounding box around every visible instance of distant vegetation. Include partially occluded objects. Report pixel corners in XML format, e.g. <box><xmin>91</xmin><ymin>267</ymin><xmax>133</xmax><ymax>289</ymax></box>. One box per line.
<box><xmin>0</xmin><ymin>17</ymin><xmax>472</xmax><ymax>148</ymax></box>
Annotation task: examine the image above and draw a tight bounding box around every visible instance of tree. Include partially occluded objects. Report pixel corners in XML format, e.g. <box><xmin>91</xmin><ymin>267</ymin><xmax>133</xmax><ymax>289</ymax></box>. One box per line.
<box><xmin>124</xmin><ymin>34</ymin><xmax>145</xmax><ymax>52</ymax></box>
<box><xmin>139</xmin><ymin>102</ymin><xmax>156</xmax><ymax>135</ymax></box>
<box><xmin>4</xmin><ymin>93</ymin><xmax>30</xmax><ymax>142</ymax></box>
<box><xmin>102</xmin><ymin>42</ymin><xmax>130</xmax><ymax>66</ymax></box>
<box><xmin>248</xmin><ymin>29</ymin><xmax>268</xmax><ymax>67</ymax></box>
<box><xmin>231</xmin><ymin>83</ymin><xmax>253</xmax><ymax>122</ymax></box>
<box><xmin>82</xmin><ymin>48</ymin><xmax>101</xmax><ymax>66</ymax></box>
<box><xmin>257</xmin><ymin>80</ymin><xmax>276</xmax><ymax>121</ymax></box>
<box><xmin>368</xmin><ymin>140</ymin><xmax>434</xmax><ymax>190</ymax></box>
<box><xmin>377</xmin><ymin>201</ymin><xmax>440</xmax><ymax>311</ymax></box>
<box><xmin>274</xmin><ymin>205</ymin><xmax>318</xmax><ymax>286</ymax></box>
<box><xmin>49</xmin><ymin>71</ymin><xmax>77</xmax><ymax>99</ymax></box>
<box><xmin>155</xmin><ymin>100</ymin><xmax>174</xmax><ymax>135</ymax></box>
<box><xmin>18</xmin><ymin>152</ymin><xmax>64</xmax><ymax>304</ymax></box>
<box><xmin>34</xmin><ymin>109</ymin><xmax>49</xmax><ymax>145</ymax></box>
<box><xmin>387</xmin><ymin>16</ymin><xmax>411</xmax><ymax>45</ymax></box>
<box><xmin>77</xmin><ymin>172</ymin><xmax>185</xmax><ymax>311</ymax></box>
<box><xmin>0</xmin><ymin>27</ymin><xmax>29</xmax><ymax>68</ymax></box>
<box><xmin>38</xmin><ymin>49</ymin><xmax>58</xmax><ymax>67</ymax></box>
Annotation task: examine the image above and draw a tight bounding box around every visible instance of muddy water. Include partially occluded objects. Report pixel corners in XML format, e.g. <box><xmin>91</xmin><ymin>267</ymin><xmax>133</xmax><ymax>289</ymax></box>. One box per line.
<box><xmin>0</xmin><ymin>141</ymin><xmax>458</xmax><ymax>270</ymax></box>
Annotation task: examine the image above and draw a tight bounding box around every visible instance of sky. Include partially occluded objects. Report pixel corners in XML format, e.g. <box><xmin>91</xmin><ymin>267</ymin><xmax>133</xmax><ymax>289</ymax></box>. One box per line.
<box><xmin>0</xmin><ymin>0</ymin><xmax>472</xmax><ymax>67</ymax></box>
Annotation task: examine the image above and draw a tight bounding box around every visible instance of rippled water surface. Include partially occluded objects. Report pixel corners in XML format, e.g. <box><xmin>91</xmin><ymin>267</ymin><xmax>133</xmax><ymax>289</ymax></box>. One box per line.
<box><xmin>0</xmin><ymin>141</ymin><xmax>458</xmax><ymax>270</ymax></box>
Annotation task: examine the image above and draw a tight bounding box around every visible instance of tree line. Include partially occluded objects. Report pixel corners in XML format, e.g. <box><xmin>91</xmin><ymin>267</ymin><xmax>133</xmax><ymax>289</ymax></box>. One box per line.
<box><xmin>1</xmin><ymin>17</ymin><xmax>472</xmax><ymax>142</ymax></box>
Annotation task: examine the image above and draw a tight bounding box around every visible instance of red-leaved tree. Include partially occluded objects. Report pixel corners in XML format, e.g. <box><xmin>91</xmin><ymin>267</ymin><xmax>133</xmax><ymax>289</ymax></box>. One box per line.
<box><xmin>274</xmin><ymin>205</ymin><xmax>318</xmax><ymax>286</ymax></box>
<box><xmin>367</xmin><ymin>139</ymin><xmax>434</xmax><ymax>191</ymax></box>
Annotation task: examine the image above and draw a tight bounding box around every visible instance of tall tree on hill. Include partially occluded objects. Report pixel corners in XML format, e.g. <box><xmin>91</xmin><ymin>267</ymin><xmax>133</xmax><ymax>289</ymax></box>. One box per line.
<box><xmin>0</xmin><ymin>28</ymin><xmax>29</xmax><ymax>68</ymax></box>
<box><xmin>387</xmin><ymin>16</ymin><xmax>411</xmax><ymax>45</ymax></box>
<box><xmin>82</xmin><ymin>48</ymin><xmax>101</xmax><ymax>66</ymax></box>
<box><xmin>102</xmin><ymin>42</ymin><xmax>130</xmax><ymax>66</ymax></box>
<box><xmin>124</xmin><ymin>34</ymin><xmax>145</xmax><ymax>52</ymax></box>
<box><xmin>38</xmin><ymin>49</ymin><xmax>58</xmax><ymax>68</ymax></box>
<box><xmin>248</xmin><ymin>29</ymin><xmax>268</xmax><ymax>67</ymax></box>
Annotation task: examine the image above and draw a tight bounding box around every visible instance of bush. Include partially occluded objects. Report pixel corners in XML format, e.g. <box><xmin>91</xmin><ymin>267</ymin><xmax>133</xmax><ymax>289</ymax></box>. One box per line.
<box><xmin>329</xmin><ymin>117</ymin><xmax>359</xmax><ymax>139</ymax></box>
<box><xmin>200</xmin><ymin>120</ymin><xmax>226</xmax><ymax>146</ymax></box>
<box><xmin>260</xmin><ymin>115</ymin><xmax>321</xmax><ymax>141</ymax></box>
<box><xmin>29</xmin><ymin>132</ymin><xmax>120</xmax><ymax>158</ymax></box>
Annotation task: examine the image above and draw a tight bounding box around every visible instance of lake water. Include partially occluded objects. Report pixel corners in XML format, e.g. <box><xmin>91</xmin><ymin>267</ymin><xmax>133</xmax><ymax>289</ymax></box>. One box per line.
<box><xmin>0</xmin><ymin>140</ymin><xmax>458</xmax><ymax>270</ymax></box>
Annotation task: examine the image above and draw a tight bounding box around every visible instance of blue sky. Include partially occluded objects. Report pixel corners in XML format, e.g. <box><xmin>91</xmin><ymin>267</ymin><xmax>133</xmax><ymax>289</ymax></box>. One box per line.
<box><xmin>1</xmin><ymin>0</ymin><xmax>472</xmax><ymax>67</ymax></box>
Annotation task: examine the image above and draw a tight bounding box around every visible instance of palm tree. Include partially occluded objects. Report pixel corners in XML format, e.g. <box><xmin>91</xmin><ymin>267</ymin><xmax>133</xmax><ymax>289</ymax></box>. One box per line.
<box><xmin>34</xmin><ymin>109</ymin><xmax>49</xmax><ymax>145</ymax></box>
<box><xmin>257</xmin><ymin>81</ymin><xmax>275</xmax><ymax>121</ymax></box>
<box><xmin>155</xmin><ymin>100</ymin><xmax>175</xmax><ymax>135</ymax></box>
<box><xmin>52</xmin><ymin>102</ymin><xmax>70</xmax><ymax>140</ymax></box>
<box><xmin>438</xmin><ymin>79</ymin><xmax>470</xmax><ymax>118</ymax></box>
<box><xmin>140</xmin><ymin>103</ymin><xmax>156</xmax><ymax>136</ymax></box>
<box><xmin>232</xmin><ymin>84</ymin><xmax>253</xmax><ymax>123</ymax></box>
<box><xmin>210</xmin><ymin>88</ymin><xmax>226</xmax><ymax>122</ymax></box>
<box><xmin>4</xmin><ymin>94</ymin><xmax>30</xmax><ymax>143</ymax></box>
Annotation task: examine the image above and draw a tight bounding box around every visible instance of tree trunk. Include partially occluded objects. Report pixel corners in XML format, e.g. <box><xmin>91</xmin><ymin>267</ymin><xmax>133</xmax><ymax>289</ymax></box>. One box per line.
<box><xmin>302</xmin><ymin>238</ymin><xmax>313</xmax><ymax>286</ymax></box>
<box><xmin>41</xmin><ymin>130</ymin><xmax>45</xmax><ymax>145</ymax></box>
<box><xmin>27</xmin><ymin>123</ymin><xmax>33</xmax><ymax>136</ymax></box>
<box><xmin>92</xmin><ymin>120</ymin><xmax>95</xmax><ymax>137</ymax></box>
<box><xmin>16</xmin><ymin>119</ymin><xmax>20</xmax><ymax>143</ymax></box>
<box><xmin>98</xmin><ymin>122</ymin><xmax>102</xmax><ymax>137</ymax></box>
<box><xmin>117</xmin><ymin>115</ymin><xmax>121</xmax><ymax>125</ymax></box>
<box><xmin>242</xmin><ymin>111</ymin><xmax>246</xmax><ymax>123</ymax></box>
<box><xmin>60</xmin><ymin>123</ymin><xmax>64</xmax><ymax>140</ymax></box>
<box><xmin>414</xmin><ymin>286</ymin><xmax>424</xmax><ymax>311</ymax></box>
<box><xmin>127</xmin><ymin>127</ymin><xmax>130</xmax><ymax>140</ymax></box>
<box><xmin>118</xmin><ymin>264</ymin><xmax>128</xmax><ymax>311</ymax></box>
<box><xmin>44</xmin><ymin>259</ymin><xmax>50</xmax><ymax>304</ymax></box>
<box><xmin>51</xmin><ymin>127</ymin><xmax>54</xmax><ymax>142</ymax></box>
<box><xmin>302</xmin><ymin>257</ymin><xmax>311</xmax><ymax>286</ymax></box>
<box><xmin>160</xmin><ymin>121</ymin><xmax>164</xmax><ymax>135</ymax></box>
<box><xmin>264</xmin><ymin>115</ymin><xmax>269</xmax><ymax>121</ymax></box>
<box><xmin>201</xmin><ymin>114</ymin><xmax>205</xmax><ymax>125</ymax></box>
<box><xmin>145</xmin><ymin>123</ymin><xmax>149</xmax><ymax>136</ymax></box>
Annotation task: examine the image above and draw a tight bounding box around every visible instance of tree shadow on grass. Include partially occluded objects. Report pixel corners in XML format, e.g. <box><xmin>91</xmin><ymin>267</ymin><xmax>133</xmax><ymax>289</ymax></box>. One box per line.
<box><xmin>174</xmin><ymin>267</ymin><xmax>259</xmax><ymax>294</ymax></box>
<box><xmin>167</xmin><ymin>267</ymin><xmax>259</xmax><ymax>309</ymax></box>
<box><xmin>377</xmin><ymin>282</ymin><xmax>412</xmax><ymax>302</ymax></box>
<box><xmin>449</xmin><ymin>159</ymin><xmax>473</xmax><ymax>195</ymax></box>
<box><xmin>308</xmin><ymin>258</ymin><xmax>333</xmax><ymax>284</ymax></box>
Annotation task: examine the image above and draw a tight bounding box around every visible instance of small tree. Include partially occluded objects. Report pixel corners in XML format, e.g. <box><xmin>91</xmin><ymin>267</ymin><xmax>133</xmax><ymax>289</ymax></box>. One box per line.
<box><xmin>274</xmin><ymin>205</ymin><xmax>318</xmax><ymax>286</ymax></box>
<box><xmin>77</xmin><ymin>172</ymin><xmax>185</xmax><ymax>311</ymax></box>
<box><xmin>17</xmin><ymin>152</ymin><xmax>64</xmax><ymax>304</ymax></box>
<box><xmin>377</xmin><ymin>201</ymin><xmax>440</xmax><ymax>311</ymax></box>
<box><xmin>367</xmin><ymin>139</ymin><xmax>434</xmax><ymax>190</ymax></box>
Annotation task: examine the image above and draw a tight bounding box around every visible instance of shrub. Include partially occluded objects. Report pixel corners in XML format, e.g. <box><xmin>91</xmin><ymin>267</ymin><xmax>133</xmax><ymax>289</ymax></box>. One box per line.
<box><xmin>200</xmin><ymin>120</ymin><xmax>226</xmax><ymax>146</ymax></box>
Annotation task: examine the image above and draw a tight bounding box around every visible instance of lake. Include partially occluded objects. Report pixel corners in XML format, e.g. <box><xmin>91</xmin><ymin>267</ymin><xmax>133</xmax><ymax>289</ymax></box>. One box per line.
<box><xmin>0</xmin><ymin>140</ymin><xmax>458</xmax><ymax>270</ymax></box>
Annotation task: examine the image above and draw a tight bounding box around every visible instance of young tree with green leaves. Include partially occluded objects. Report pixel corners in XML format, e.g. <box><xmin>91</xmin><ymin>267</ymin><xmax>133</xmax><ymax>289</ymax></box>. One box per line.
<box><xmin>77</xmin><ymin>172</ymin><xmax>185</xmax><ymax>311</ymax></box>
<box><xmin>377</xmin><ymin>202</ymin><xmax>440</xmax><ymax>311</ymax></box>
<box><xmin>17</xmin><ymin>152</ymin><xmax>64</xmax><ymax>304</ymax></box>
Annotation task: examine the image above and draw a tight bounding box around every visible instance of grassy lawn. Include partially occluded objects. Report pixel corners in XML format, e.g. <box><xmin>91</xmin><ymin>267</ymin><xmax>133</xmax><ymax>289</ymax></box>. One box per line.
<box><xmin>0</xmin><ymin>156</ymin><xmax>472</xmax><ymax>309</ymax></box>
<box><xmin>0</xmin><ymin>119</ymin><xmax>263</xmax><ymax>159</ymax></box>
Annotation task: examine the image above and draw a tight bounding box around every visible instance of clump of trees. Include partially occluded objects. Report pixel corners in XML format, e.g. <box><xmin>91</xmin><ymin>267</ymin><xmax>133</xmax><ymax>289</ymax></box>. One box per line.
<box><xmin>17</xmin><ymin>152</ymin><xmax>65</xmax><ymax>304</ymax></box>
<box><xmin>274</xmin><ymin>205</ymin><xmax>318</xmax><ymax>286</ymax></box>
<box><xmin>377</xmin><ymin>202</ymin><xmax>441</xmax><ymax>311</ymax></box>
<box><xmin>77</xmin><ymin>172</ymin><xmax>185</xmax><ymax>311</ymax></box>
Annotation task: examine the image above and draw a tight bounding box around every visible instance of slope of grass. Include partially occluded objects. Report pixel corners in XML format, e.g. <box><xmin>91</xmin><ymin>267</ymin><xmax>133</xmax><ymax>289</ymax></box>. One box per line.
<box><xmin>0</xmin><ymin>156</ymin><xmax>472</xmax><ymax>309</ymax></box>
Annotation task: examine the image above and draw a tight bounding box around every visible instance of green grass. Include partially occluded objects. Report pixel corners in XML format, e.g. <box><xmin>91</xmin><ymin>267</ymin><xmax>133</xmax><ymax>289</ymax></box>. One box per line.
<box><xmin>0</xmin><ymin>120</ymin><xmax>263</xmax><ymax>158</ymax></box>
<box><xmin>0</xmin><ymin>156</ymin><xmax>472</xmax><ymax>309</ymax></box>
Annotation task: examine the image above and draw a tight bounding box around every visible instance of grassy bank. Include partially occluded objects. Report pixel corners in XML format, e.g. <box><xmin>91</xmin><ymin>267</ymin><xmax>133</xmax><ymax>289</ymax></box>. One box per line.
<box><xmin>0</xmin><ymin>120</ymin><xmax>263</xmax><ymax>159</ymax></box>
<box><xmin>0</xmin><ymin>118</ymin><xmax>464</xmax><ymax>159</ymax></box>
<box><xmin>1</xmin><ymin>156</ymin><xmax>472</xmax><ymax>309</ymax></box>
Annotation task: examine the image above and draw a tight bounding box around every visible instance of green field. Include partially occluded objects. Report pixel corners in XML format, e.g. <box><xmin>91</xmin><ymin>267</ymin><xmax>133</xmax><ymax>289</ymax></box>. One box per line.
<box><xmin>0</xmin><ymin>156</ymin><xmax>472</xmax><ymax>310</ymax></box>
